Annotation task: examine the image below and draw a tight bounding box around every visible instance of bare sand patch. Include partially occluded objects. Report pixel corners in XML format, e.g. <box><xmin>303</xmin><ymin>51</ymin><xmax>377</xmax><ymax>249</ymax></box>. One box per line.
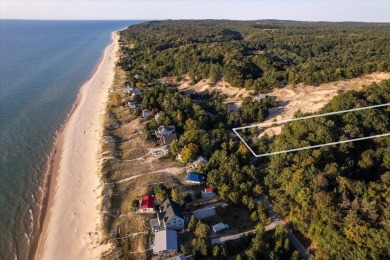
<box><xmin>261</xmin><ymin>72</ymin><xmax>390</xmax><ymax>137</ymax></box>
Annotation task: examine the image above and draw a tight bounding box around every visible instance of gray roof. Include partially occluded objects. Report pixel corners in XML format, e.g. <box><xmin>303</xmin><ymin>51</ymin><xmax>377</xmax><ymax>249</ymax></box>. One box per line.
<box><xmin>162</xmin><ymin>133</ymin><xmax>177</xmax><ymax>145</ymax></box>
<box><xmin>158</xmin><ymin>198</ymin><xmax>184</xmax><ymax>223</ymax></box>
<box><xmin>154</xmin><ymin>229</ymin><xmax>178</xmax><ymax>253</ymax></box>
<box><xmin>158</xmin><ymin>125</ymin><xmax>176</xmax><ymax>133</ymax></box>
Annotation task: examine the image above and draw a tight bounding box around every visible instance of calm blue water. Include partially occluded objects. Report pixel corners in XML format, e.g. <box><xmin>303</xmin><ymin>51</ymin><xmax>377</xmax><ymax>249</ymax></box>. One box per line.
<box><xmin>0</xmin><ymin>20</ymin><xmax>141</xmax><ymax>259</ymax></box>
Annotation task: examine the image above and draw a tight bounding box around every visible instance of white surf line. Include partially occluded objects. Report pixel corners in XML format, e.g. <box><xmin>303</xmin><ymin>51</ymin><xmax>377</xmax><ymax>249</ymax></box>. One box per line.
<box><xmin>233</xmin><ymin>103</ymin><xmax>390</xmax><ymax>157</ymax></box>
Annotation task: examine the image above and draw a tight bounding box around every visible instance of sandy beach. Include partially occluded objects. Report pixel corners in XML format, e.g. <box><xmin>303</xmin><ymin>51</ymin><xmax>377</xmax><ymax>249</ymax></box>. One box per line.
<box><xmin>34</xmin><ymin>31</ymin><xmax>119</xmax><ymax>259</ymax></box>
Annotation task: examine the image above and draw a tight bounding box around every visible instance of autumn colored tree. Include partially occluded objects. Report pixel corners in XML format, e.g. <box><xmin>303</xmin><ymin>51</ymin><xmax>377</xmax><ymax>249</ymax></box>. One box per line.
<box><xmin>181</xmin><ymin>143</ymin><xmax>199</xmax><ymax>163</ymax></box>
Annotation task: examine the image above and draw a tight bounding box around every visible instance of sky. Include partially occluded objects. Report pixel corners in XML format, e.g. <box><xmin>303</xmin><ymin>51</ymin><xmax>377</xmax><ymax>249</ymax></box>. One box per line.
<box><xmin>1</xmin><ymin>0</ymin><xmax>390</xmax><ymax>22</ymax></box>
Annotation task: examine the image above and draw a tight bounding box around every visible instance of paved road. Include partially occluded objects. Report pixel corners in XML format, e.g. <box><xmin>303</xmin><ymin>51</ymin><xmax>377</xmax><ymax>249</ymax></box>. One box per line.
<box><xmin>211</xmin><ymin>219</ymin><xmax>284</xmax><ymax>245</ymax></box>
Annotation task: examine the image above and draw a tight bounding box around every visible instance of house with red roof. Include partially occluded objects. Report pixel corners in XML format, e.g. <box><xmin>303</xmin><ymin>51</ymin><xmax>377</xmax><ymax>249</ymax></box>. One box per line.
<box><xmin>202</xmin><ymin>187</ymin><xmax>216</xmax><ymax>199</ymax></box>
<box><xmin>139</xmin><ymin>195</ymin><xmax>155</xmax><ymax>213</ymax></box>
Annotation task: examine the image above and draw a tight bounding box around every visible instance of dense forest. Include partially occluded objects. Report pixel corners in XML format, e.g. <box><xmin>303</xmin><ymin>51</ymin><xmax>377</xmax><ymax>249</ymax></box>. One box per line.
<box><xmin>119</xmin><ymin>20</ymin><xmax>390</xmax><ymax>91</ymax></box>
<box><xmin>265</xmin><ymin>80</ymin><xmax>390</xmax><ymax>259</ymax></box>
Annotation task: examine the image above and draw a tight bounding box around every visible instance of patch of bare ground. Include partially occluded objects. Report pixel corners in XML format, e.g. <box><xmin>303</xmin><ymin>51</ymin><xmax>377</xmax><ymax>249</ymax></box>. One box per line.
<box><xmin>160</xmin><ymin>75</ymin><xmax>253</xmax><ymax>102</ymax></box>
<box><xmin>260</xmin><ymin>72</ymin><xmax>390</xmax><ymax>138</ymax></box>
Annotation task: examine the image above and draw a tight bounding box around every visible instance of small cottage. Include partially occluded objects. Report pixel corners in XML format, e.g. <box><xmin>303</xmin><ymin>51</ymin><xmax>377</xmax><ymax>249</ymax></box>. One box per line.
<box><xmin>139</xmin><ymin>195</ymin><xmax>155</xmax><ymax>213</ymax></box>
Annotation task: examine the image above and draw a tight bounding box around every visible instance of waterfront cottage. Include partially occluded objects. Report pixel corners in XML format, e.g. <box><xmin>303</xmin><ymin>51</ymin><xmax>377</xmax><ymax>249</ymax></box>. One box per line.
<box><xmin>150</xmin><ymin>198</ymin><xmax>185</xmax><ymax>232</ymax></box>
<box><xmin>153</xmin><ymin>229</ymin><xmax>178</xmax><ymax>254</ymax></box>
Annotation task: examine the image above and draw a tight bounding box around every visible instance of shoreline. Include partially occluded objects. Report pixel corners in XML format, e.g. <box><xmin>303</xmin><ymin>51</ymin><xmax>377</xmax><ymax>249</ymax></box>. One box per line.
<box><xmin>32</xmin><ymin>30</ymin><xmax>120</xmax><ymax>259</ymax></box>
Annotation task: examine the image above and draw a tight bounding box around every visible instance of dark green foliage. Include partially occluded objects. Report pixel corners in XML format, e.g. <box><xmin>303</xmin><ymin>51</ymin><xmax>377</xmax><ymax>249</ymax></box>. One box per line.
<box><xmin>244</xmin><ymin>225</ymin><xmax>297</xmax><ymax>259</ymax></box>
<box><xmin>265</xmin><ymin>80</ymin><xmax>390</xmax><ymax>259</ymax></box>
<box><xmin>120</xmin><ymin>20</ymin><xmax>390</xmax><ymax>91</ymax></box>
<box><xmin>152</xmin><ymin>184</ymin><xmax>168</xmax><ymax>202</ymax></box>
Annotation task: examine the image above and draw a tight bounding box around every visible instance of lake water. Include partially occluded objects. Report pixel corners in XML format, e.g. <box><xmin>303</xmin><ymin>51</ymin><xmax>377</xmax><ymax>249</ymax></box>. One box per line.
<box><xmin>0</xmin><ymin>20</ymin><xmax>140</xmax><ymax>259</ymax></box>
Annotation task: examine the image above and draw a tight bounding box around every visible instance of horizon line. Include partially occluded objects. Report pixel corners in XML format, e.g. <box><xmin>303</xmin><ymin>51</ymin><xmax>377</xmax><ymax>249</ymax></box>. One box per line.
<box><xmin>1</xmin><ymin>18</ymin><xmax>390</xmax><ymax>24</ymax></box>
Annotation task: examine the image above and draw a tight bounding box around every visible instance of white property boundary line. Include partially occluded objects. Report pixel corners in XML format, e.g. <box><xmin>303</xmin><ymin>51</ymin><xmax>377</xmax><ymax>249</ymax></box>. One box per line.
<box><xmin>233</xmin><ymin>103</ymin><xmax>390</xmax><ymax>157</ymax></box>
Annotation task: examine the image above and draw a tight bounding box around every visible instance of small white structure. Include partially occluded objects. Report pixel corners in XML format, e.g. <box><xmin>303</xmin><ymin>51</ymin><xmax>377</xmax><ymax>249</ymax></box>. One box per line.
<box><xmin>134</xmin><ymin>74</ymin><xmax>140</xmax><ymax>80</ymax></box>
<box><xmin>153</xmin><ymin>229</ymin><xmax>178</xmax><ymax>254</ymax></box>
<box><xmin>154</xmin><ymin>112</ymin><xmax>160</xmax><ymax>121</ymax></box>
<box><xmin>212</xmin><ymin>222</ymin><xmax>229</xmax><ymax>233</ymax></box>
<box><xmin>142</xmin><ymin>109</ymin><xmax>151</xmax><ymax>119</ymax></box>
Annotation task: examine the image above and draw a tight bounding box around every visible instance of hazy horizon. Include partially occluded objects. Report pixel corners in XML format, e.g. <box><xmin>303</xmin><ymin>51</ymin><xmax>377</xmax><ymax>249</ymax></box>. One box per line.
<box><xmin>1</xmin><ymin>0</ymin><xmax>390</xmax><ymax>23</ymax></box>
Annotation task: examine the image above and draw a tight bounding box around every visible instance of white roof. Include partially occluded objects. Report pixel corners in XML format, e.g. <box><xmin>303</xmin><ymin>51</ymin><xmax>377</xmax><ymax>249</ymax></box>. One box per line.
<box><xmin>154</xmin><ymin>229</ymin><xmax>178</xmax><ymax>253</ymax></box>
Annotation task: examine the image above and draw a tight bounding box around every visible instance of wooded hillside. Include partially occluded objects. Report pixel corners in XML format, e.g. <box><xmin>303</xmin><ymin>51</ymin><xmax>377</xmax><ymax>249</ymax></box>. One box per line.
<box><xmin>120</xmin><ymin>20</ymin><xmax>390</xmax><ymax>91</ymax></box>
<box><xmin>265</xmin><ymin>80</ymin><xmax>390</xmax><ymax>259</ymax></box>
